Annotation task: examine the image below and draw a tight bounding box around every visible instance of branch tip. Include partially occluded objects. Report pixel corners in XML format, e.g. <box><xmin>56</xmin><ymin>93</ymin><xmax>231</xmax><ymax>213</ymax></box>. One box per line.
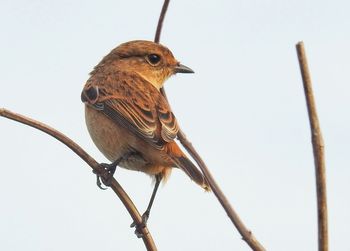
<box><xmin>296</xmin><ymin>41</ymin><xmax>328</xmax><ymax>251</ymax></box>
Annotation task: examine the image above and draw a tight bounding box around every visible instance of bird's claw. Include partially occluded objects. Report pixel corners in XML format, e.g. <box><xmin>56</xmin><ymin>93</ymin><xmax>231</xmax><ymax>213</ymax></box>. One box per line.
<box><xmin>95</xmin><ymin>173</ymin><xmax>108</xmax><ymax>190</ymax></box>
<box><xmin>93</xmin><ymin>163</ymin><xmax>117</xmax><ymax>190</ymax></box>
<box><xmin>130</xmin><ymin>212</ymin><xmax>149</xmax><ymax>238</ymax></box>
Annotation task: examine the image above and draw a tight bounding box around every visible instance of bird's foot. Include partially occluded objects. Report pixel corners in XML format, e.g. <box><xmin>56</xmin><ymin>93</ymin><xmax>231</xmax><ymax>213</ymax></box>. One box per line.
<box><xmin>93</xmin><ymin>160</ymin><xmax>120</xmax><ymax>190</ymax></box>
<box><xmin>130</xmin><ymin>211</ymin><xmax>149</xmax><ymax>238</ymax></box>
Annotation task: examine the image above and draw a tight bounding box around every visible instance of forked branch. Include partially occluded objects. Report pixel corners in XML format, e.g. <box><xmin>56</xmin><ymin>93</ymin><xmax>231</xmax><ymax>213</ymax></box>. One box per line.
<box><xmin>296</xmin><ymin>42</ymin><xmax>328</xmax><ymax>251</ymax></box>
<box><xmin>0</xmin><ymin>108</ymin><xmax>157</xmax><ymax>251</ymax></box>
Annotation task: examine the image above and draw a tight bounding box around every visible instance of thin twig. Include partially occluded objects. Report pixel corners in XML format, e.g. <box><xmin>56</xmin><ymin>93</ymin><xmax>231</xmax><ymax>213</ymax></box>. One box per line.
<box><xmin>296</xmin><ymin>42</ymin><xmax>328</xmax><ymax>251</ymax></box>
<box><xmin>177</xmin><ymin>133</ymin><xmax>266</xmax><ymax>251</ymax></box>
<box><xmin>0</xmin><ymin>108</ymin><xmax>157</xmax><ymax>251</ymax></box>
<box><xmin>154</xmin><ymin>1</ymin><xmax>266</xmax><ymax>250</ymax></box>
<box><xmin>154</xmin><ymin>0</ymin><xmax>170</xmax><ymax>43</ymax></box>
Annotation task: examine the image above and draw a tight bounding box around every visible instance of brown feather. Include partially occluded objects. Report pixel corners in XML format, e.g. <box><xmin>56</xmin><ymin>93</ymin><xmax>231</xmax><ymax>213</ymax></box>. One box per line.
<box><xmin>82</xmin><ymin>40</ymin><xmax>208</xmax><ymax>191</ymax></box>
<box><xmin>84</xmin><ymin>70</ymin><xmax>178</xmax><ymax>150</ymax></box>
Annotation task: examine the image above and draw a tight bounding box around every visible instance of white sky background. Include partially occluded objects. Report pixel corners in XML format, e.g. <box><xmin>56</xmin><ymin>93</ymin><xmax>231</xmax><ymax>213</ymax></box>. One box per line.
<box><xmin>0</xmin><ymin>0</ymin><xmax>349</xmax><ymax>250</ymax></box>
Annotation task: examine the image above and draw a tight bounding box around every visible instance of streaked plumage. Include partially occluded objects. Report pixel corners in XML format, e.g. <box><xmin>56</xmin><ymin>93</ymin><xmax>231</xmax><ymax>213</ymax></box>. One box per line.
<box><xmin>82</xmin><ymin>40</ymin><xmax>209</xmax><ymax>191</ymax></box>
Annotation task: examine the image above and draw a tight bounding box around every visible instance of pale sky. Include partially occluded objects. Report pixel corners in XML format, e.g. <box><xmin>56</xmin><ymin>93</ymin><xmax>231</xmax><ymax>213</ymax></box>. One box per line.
<box><xmin>1</xmin><ymin>0</ymin><xmax>349</xmax><ymax>250</ymax></box>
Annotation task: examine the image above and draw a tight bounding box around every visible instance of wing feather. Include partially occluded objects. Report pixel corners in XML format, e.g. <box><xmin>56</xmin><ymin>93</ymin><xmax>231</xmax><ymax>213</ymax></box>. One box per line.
<box><xmin>83</xmin><ymin>71</ymin><xmax>179</xmax><ymax>149</ymax></box>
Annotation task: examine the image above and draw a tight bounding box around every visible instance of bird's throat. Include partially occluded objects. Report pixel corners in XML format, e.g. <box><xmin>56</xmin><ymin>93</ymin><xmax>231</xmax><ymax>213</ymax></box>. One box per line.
<box><xmin>136</xmin><ymin>72</ymin><xmax>166</xmax><ymax>91</ymax></box>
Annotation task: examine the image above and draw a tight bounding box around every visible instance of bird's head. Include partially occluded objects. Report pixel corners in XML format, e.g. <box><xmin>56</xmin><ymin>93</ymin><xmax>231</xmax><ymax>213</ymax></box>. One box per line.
<box><xmin>91</xmin><ymin>40</ymin><xmax>194</xmax><ymax>90</ymax></box>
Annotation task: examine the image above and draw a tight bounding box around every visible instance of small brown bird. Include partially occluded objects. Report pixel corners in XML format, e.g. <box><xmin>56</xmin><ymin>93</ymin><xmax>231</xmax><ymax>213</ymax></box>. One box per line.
<box><xmin>81</xmin><ymin>40</ymin><xmax>210</xmax><ymax>230</ymax></box>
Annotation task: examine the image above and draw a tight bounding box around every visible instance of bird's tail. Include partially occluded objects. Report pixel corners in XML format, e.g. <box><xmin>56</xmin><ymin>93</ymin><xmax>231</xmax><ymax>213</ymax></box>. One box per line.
<box><xmin>165</xmin><ymin>142</ymin><xmax>211</xmax><ymax>191</ymax></box>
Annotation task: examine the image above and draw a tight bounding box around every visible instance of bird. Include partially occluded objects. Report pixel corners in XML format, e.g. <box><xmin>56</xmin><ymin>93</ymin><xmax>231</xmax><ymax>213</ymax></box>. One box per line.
<box><xmin>81</xmin><ymin>40</ymin><xmax>210</xmax><ymax>232</ymax></box>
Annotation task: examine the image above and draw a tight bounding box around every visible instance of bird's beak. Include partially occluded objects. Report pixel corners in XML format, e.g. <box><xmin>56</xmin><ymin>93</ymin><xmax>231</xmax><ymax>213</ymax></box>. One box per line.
<box><xmin>174</xmin><ymin>63</ymin><xmax>195</xmax><ymax>74</ymax></box>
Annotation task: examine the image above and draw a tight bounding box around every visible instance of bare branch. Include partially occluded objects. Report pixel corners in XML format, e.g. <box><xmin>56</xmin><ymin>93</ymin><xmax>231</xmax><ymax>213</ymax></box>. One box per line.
<box><xmin>0</xmin><ymin>108</ymin><xmax>157</xmax><ymax>251</ymax></box>
<box><xmin>154</xmin><ymin>0</ymin><xmax>170</xmax><ymax>43</ymax></box>
<box><xmin>177</xmin><ymin>132</ymin><xmax>266</xmax><ymax>251</ymax></box>
<box><xmin>296</xmin><ymin>42</ymin><xmax>328</xmax><ymax>251</ymax></box>
<box><xmin>154</xmin><ymin>1</ymin><xmax>266</xmax><ymax>250</ymax></box>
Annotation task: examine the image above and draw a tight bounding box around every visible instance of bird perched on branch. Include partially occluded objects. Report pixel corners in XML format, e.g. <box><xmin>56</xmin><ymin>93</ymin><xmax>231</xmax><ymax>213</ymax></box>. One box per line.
<box><xmin>81</xmin><ymin>40</ymin><xmax>210</xmax><ymax>232</ymax></box>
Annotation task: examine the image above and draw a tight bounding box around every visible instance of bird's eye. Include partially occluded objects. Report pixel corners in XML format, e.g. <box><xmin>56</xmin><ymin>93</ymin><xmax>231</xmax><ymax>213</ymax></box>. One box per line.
<box><xmin>147</xmin><ymin>54</ymin><xmax>161</xmax><ymax>65</ymax></box>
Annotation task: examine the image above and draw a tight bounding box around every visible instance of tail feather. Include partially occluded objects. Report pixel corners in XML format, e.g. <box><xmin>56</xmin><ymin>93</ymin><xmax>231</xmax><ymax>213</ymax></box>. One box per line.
<box><xmin>173</xmin><ymin>156</ymin><xmax>211</xmax><ymax>191</ymax></box>
<box><xmin>165</xmin><ymin>142</ymin><xmax>210</xmax><ymax>191</ymax></box>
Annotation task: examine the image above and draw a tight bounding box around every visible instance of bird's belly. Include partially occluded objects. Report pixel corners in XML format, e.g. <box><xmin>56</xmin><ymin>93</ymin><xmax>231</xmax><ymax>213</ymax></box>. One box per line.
<box><xmin>85</xmin><ymin>106</ymin><xmax>173</xmax><ymax>176</ymax></box>
<box><xmin>119</xmin><ymin>153</ymin><xmax>148</xmax><ymax>171</ymax></box>
<box><xmin>85</xmin><ymin>106</ymin><xmax>131</xmax><ymax>162</ymax></box>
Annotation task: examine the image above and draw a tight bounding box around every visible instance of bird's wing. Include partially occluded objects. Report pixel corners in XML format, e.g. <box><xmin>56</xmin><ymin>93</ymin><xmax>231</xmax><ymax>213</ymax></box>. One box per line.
<box><xmin>157</xmin><ymin>97</ymin><xmax>179</xmax><ymax>143</ymax></box>
<box><xmin>81</xmin><ymin>71</ymin><xmax>179</xmax><ymax>150</ymax></box>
